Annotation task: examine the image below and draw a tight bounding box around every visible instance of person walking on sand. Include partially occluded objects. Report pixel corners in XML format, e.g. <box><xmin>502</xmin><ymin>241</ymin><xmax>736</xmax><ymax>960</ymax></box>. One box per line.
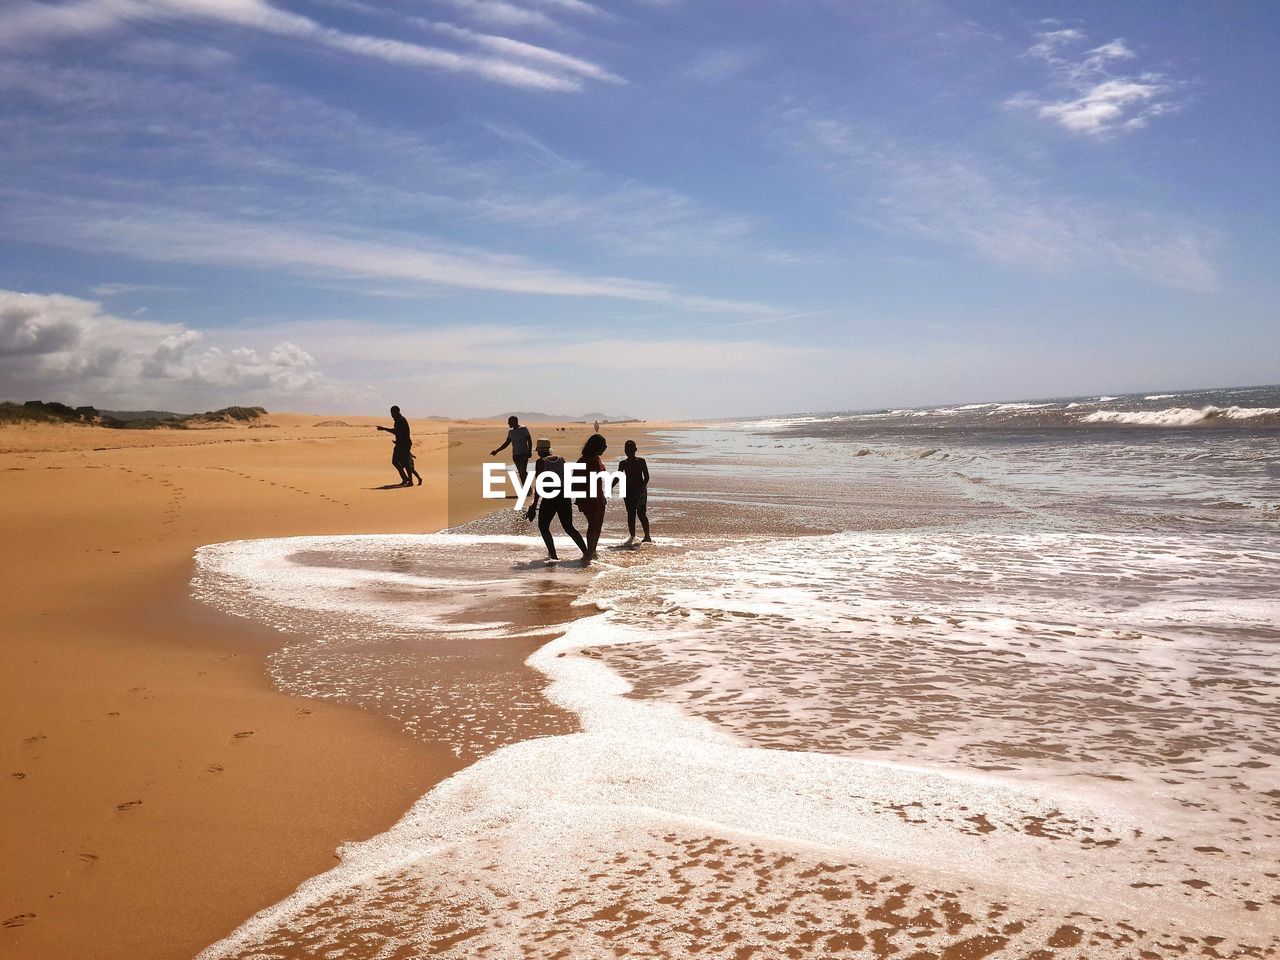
<box><xmin>577</xmin><ymin>433</ymin><xmax>608</xmax><ymax>562</ymax></box>
<box><xmin>491</xmin><ymin>416</ymin><xmax>533</xmax><ymax>489</ymax></box>
<box><xmin>376</xmin><ymin>405</ymin><xmax>420</xmax><ymax>487</ymax></box>
<box><xmin>617</xmin><ymin>439</ymin><xmax>652</xmax><ymax>545</ymax></box>
<box><xmin>524</xmin><ymin>437</ymin><xmax>588</xmax><ymax>562</ymax></box>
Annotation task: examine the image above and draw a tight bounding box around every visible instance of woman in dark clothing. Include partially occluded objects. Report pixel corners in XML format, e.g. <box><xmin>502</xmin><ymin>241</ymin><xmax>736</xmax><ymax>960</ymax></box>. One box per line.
<box><xmin>524</xmin><ymin>437</ymin><xmax>588</xmax><ymax>562</ymax></box>
<box><xmin>577</xmin><ymin>433</ymin><xmax>608</xmax><ymax>562</ymax></box>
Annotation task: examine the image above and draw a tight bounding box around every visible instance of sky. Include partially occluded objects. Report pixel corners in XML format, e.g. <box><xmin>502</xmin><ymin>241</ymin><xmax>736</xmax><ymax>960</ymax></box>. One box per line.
<box><xmin>0</xmin><ymin>0</ymin><xmax>1277</xmax><ymax>418</ymax></box>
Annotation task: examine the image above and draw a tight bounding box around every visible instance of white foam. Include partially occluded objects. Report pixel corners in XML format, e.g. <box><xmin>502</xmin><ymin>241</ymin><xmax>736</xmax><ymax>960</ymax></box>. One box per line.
<box><xmin>194</xmin><ymin>533</ymin><xmax>591</xmax><ymax>640</ymax></box>
<box><xmin>989</xmin><ymin>401</ymin><xmax>1054</xmax><ymax>411</ymax></box>
<box><xmin>195</xmin><ymin>527</ymin><xmax>1280</xmax><ymax>959</ymax></box>
<box><xmin>1082</xmin><ymin>405</ymin><xmax>1280</xmax><ymax>426</ymax></box>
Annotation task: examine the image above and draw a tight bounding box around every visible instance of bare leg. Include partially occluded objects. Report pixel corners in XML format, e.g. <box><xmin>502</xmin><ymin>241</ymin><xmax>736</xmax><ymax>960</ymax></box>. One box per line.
<box><xmin>639</xmin><ymin>506</ymin><xmax>651</xmax><ymax>542</ymax></box>
<box><xmin>537</xmin><ymin>506</ymin><xmax>559</xmax><ymax>559</ymax></box>
<box><xmin>557</xmin><ymin>501</ymin><xmax>588</xmax><ymax>558</ymax></box>
<box><xmin>585</xmin><ymin>505</ymin><xmax>604</xmax><ymax>559</ymax></box>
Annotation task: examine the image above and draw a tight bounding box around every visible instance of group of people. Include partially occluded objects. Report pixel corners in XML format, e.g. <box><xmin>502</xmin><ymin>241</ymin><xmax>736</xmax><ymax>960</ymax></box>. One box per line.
<box><xmin>378</xmin><ymin>410</ymin><xmax>651</xmax><ymax>564</ymax></box>
<box><xmin>493</xmin><ymin>415</ymin><xmax>652</xmax><ymax>564</ymax></box>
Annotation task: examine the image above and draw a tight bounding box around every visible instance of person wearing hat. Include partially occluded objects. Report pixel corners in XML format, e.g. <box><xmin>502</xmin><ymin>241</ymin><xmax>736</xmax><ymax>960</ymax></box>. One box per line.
<box><xmin>524</xmin><ymin>437</ymin><xmax>588</xmax><ymax>562</ymax></box>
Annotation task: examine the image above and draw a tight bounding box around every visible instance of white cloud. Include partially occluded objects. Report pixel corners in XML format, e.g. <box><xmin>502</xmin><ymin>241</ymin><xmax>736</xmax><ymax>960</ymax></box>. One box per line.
<box><xmin>423</xmin><ymin>0</ymin><xmax>562</xmax><ymax>32</ymax></box>
<box><xmin>0</xmin><ymin>57</ymin><xmax>783</xmax><ymax>271</ymax></box>
<box><xmin>11</xmin><ymin>200</ymin><xmax>779</xmax><ymax>315</ymax></box>
<box><xmin>418</xmin><ymin>20</ymin><xmax>623</xmax><ymax>84</ymax></box>
<box><xmin>0</xmin><ymin>292</ymin><xmax>824</xmax><ymax>416</ymax></box>
<box><xmin>465</xmin><ymin>184</ymin><xmax>766</xmax><ymax>259</ymax></box>
<box><xmin>0</xmin><ymin>289</ymin><xmax>321</xmax><ymax>407</ymax></box>
<box><xmin>779</xmin><ymin>109</ymin><xmax>1217</xmax><ymax>290</ymax></box>
<box><xmin>0</xmin><ymin>0</ymin><xmax>611</xmax><ymax>91</ymax></box>
<box><xmin>1008</xmin><ymin>29</ymin><xmax>1182</xmax><ymax>136</ymax></box>
<box><xmin>114</xmin><ymin>37</ymin><xmax>236</xmax><ymax>69</ymax></box>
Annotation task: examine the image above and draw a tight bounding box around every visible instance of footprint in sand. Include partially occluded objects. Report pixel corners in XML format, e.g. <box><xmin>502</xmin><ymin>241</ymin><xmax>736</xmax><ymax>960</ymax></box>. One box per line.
<box><xmin>296</xmin><ymin>708</ymin><xmax>312</xmax><ymax>716</ymax></box>
<box><xmin>116</xmin><ymin>800</ymin><xmax>142</xmax><ymax>812</ymax></box>
<box><xmin>233</xmin><ymin>730</ymin><xmax>255</xmax><ymax>739</ymax></box>
<box><xmin>23</xmin><ymin>734</ymin><xmax>45</xmax><ymax>744</ymax></box>
<box><xmin>3</xmin><ymin>914</ymin><xmax>36</xmax><ymax>929</ymax></box>
<box><xmin>206</xmin><ymin>763</ymin><xmax>224</xmax><ymax>774</ymax></box>
<box><xmin>11</xmin><ymin>772</ymin><xmax>26</xmax><ymax>780</ymax></box>
<box><xmin>77</xmin><ymin>853</ymin><xmax>98</xmax><ymax>863</ymax></box>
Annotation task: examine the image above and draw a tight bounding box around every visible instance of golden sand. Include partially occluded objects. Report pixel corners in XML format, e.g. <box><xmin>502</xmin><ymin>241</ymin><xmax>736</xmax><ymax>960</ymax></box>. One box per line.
<box><xmin>0</xmin><ymin>413</ymin><xmax>671</xmax><ymax>959</ymax></box>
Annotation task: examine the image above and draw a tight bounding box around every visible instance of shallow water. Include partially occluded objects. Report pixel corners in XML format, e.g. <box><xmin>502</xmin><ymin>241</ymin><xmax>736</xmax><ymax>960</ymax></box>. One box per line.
<box><xmin>194</xmin><ymin>390</ymin><xmax>1280</xmax><ymax>959</ymax></box>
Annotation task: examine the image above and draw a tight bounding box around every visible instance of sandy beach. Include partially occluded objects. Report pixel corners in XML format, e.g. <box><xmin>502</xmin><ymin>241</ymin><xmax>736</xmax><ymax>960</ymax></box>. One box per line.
<box><xmin>0</xmin><ymin>413</ymin><xmax>665</xmax><ymax>959</ymax></box>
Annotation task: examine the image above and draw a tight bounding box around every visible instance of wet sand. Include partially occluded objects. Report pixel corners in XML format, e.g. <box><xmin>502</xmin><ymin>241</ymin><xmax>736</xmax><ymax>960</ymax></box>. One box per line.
<box><xmin>0</xmin><ymin>414</ymin><xmax>673</xmax><ymax>959</ymax></box>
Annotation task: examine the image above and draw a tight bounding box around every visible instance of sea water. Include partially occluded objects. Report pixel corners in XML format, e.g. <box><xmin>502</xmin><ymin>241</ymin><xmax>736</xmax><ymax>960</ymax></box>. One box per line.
<box><xmin>194</xmin><ymin>386</ymin><xmax>1280</xmax><ymax>959</ymax></box>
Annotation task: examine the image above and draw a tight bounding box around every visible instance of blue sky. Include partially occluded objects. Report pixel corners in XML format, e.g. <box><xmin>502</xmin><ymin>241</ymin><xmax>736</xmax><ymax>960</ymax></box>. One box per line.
<box><xmin>0</xmin><ymin>0</ymin><xmax>1276</xmax><ymax>417</ymax></box>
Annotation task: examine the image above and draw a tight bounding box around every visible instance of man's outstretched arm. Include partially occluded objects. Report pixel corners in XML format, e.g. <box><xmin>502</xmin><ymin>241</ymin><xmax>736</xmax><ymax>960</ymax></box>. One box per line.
<box><xmin>491</xmin><ymin>436</ymin><xmax>512</xmax><ymax>456</ymax></box>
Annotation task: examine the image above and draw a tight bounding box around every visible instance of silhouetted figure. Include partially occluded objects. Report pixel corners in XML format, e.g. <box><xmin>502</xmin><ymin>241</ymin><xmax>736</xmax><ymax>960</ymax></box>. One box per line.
<box><xmin>618</xmin><ymin>439</ymin><xmax>652</xmax><ymax>544</ymax></box>
<box><xmin>491</xmin><ymin>416</ymin><xmax>533</xmax><ymax>489</ymax></box>
<box><xmin>577</xmin><ymin>433</ymin><xmax>608</xmax><ymax>562</ymax></box>
<box><xmin>524</xmin><ymin>438</ymin><xmax>588</xmax><ymax>562</ymax></box>
<box><xmin>594</xmin><ymin>419</ymin><xmax>600</xmax><ymax>433</ymax></box>
<box><xmin>376</xmin><ymin>405</ymin><xmax>419</xmax><ymax>487</ymax></box>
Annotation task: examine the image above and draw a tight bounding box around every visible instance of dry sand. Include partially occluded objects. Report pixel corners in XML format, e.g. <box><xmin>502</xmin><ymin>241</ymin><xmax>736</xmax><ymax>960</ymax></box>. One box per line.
<box><xmin>0</xmin><ymin>413</ymin><xmax>676</xmax><ymax>959</ymax></box>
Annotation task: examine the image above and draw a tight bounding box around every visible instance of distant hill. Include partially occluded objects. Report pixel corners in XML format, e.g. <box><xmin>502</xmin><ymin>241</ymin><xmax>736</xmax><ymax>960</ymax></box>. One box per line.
<box><xmin>485</xmin><ymin>411</ymin><xmax>637</xmax><ymax>423</ymax></box>
<box><xmin>186</xmin><ymin>406</ymin><xmax>267</xmax><ymax>425</ymax></box>
<box><xmin>100</xmin><ymin>409</ymin><xmax>184</xmax><ymax>422</ymax></box>
<box><xmin>0</xmin><ymin>400</ymin><xmax>266</xmax><ymax>429</ymax></box>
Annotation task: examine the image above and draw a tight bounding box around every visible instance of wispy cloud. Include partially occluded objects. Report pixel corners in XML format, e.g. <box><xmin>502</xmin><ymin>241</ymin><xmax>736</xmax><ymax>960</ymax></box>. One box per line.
<box><xmin>90</xmin><ymin>282</ymin><xmax>189</xmax><ymax>297</ymax></box>
<box><xmin>0</xmin><ymin>57</ymin><xmax>783</xmax><ymax>270</ymax></box>
<box><xmin>465</xmin><ymin>184</ymin><xmax>767</xmax><ymax>260</ymax></box>
<box><xmin>683</xmin><ymin>46</ymin><xmax>766</xmax><ymax>84</ymax></box>
<box><xmin>0</xmin><ymin>0</ymin><xmax>611</xmax><ymax>91</ymax></box>
<box><xmin>416</xmin><ymin>19</ymin><xmax>623</xmax><ymax>84</ymax></box>
<box><xmin>779</xmin><ymin>109</ymin><xmax>1217</xmax><ymax>290</ymax></box>
<box><xmin>10</xmin><ymin>199</ymin><xmax>779</xmax><ymax>314</ymax></box>
<box><xmin>1007</xmin><ymin>28</ymin><xmax>1183</xmax><ymax>136</ymax></box>
<box><xmin>427</xmin><ymin>0</ymin><xmax>562</xmax><ymax>32</ymax></box>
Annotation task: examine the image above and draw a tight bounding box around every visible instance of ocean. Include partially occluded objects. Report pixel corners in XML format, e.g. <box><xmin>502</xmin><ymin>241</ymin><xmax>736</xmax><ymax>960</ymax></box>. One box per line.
<box><xmin>193</xmin><ymin>385</ymin><xmax>1279</xmax><ymax>959</ymax></box>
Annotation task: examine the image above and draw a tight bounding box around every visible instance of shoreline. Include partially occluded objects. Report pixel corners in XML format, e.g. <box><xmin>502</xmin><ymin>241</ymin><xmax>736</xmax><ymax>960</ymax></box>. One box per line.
<box><xmin>0</xmin><ymin>414</ymin><xmax>681</xmax><ymax>959</ymax></box>
<box><xmin>194</xmin><ymin>419</ymin><xmax>1280</xmax><ymax>960</ymax></box>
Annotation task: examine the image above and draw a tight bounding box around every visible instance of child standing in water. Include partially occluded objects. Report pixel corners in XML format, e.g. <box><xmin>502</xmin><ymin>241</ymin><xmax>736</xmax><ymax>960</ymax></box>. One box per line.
<box><xmin>618</xmin><ymin>439</ymin><xmax>652</xmax><ymax>545</ymax></box>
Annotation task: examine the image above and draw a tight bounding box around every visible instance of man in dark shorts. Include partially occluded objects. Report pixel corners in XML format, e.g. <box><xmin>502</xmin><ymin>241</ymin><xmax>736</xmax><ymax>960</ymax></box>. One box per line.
<box><xmin>491</xmin><ymin>415</ymin><xmax>533</xmax><ymax>489</ymax></box>
<box><xmin>376</xmin><ymin>405</ymin><xmax>419</xmax><ymax>486</ymax></box>
<box><xmin>618</xmin><ymin>439</ymin><xmax>652</xmax><ymax>544</ymax></box>
<box><xmin>524</xmin><ymin>437</ymin><xmax>588</xmax><ymax>562</ymax></box>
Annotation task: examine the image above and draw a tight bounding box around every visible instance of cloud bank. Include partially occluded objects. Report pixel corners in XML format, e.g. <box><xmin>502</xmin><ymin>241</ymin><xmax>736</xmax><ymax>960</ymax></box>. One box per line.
<box><xmin>0</xmin><ymin>289</ymin><xmax>320</xmax><ymax>409</ymax></box>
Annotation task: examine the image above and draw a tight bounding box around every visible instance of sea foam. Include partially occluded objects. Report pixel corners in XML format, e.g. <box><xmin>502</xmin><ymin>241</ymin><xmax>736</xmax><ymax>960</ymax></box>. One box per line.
<box><xmin>1081</xmin><ymin>405</ymin><xmax>1280</xmax><ymax>426</ymax></box>
<box><xmin>195</xmin><ymin>529</ymin><xmax>1280</xmax><ymax>959</ymax></box>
